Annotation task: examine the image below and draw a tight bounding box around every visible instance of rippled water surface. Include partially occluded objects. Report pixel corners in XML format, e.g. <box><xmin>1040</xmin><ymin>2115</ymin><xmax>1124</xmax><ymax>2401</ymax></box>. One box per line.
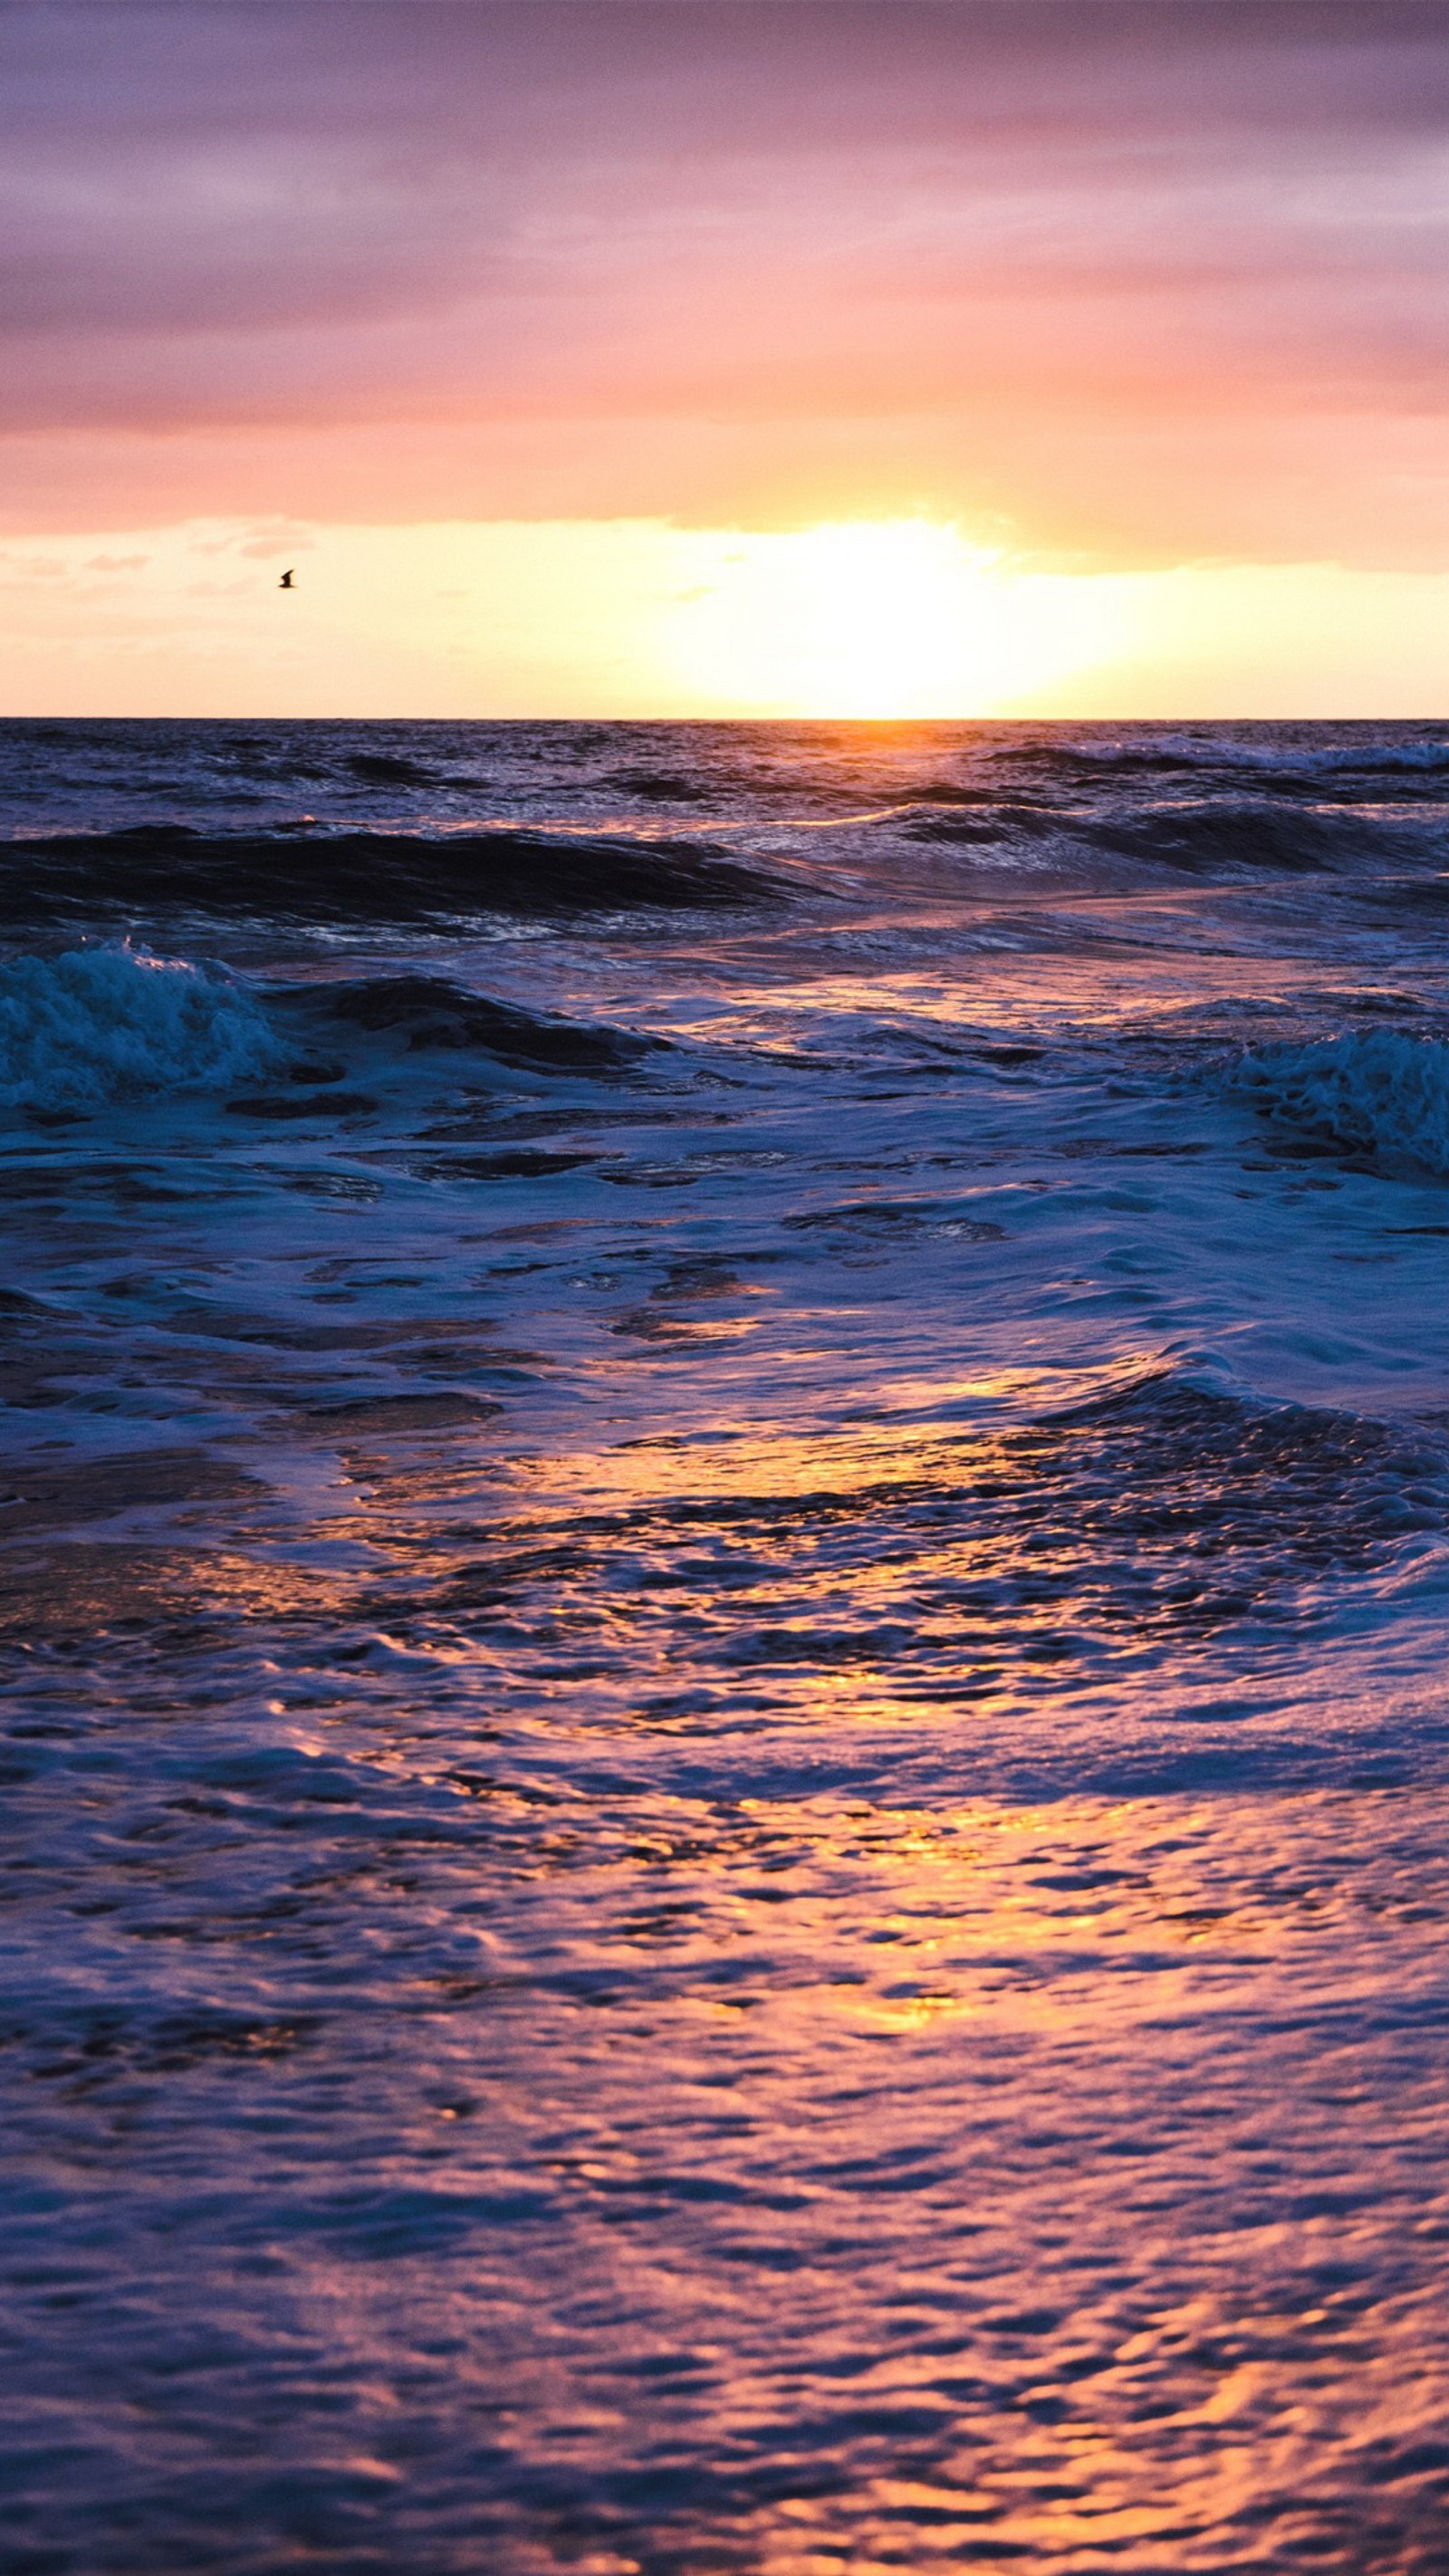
<box><xmin>4</xmin><ymin>718</ymin><xmax>1449</xmax><ymax>2572</ymax></box>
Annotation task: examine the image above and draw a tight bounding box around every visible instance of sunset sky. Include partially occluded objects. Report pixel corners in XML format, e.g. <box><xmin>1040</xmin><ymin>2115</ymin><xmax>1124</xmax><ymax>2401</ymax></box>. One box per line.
<box><xmin>4</xmin><ymin>1</ymin><xmax>1447</xmax><ymax>717</ymax></box>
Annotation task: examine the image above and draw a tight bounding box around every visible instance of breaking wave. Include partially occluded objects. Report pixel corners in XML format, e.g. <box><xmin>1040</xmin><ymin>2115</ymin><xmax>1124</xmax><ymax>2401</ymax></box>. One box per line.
<box><xmin>0</xmin><ymin>946</ymin><xmax>283</xmax><ymax>1110</ymax></box>
<box><xmin>1233</xmin><ymin>1026</ymin><xmax>1449</xmax><ymax>1174</ymax></box>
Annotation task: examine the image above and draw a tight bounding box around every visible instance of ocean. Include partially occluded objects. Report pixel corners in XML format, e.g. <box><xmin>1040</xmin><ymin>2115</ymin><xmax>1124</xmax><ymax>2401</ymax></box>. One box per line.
<box><xmin>4</xmin><ymin>716</ymin><xmax>1449</xmax><ymax>2572</ymax></box>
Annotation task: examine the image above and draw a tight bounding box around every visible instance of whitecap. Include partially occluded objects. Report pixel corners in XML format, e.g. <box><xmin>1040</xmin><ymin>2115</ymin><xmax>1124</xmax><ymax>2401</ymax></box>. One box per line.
<box><xmin>1233</xmin><ymin>1026</ymin><xmax>1449</xmax><ymax>1174</ymax></box>
<box><xmin>0</xmin><ymin>943</ymin><xmax>283</xmax><ymax>1110</ymax></box>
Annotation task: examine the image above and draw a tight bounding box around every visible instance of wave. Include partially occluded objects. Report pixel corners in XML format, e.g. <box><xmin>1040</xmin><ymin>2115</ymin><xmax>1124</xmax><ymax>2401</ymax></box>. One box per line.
<box><xmin>0</xmin><ymin>824</ymin><xmax>772</xmax><ymax>929</ymax></box>
<box><xmin>1085</xmin><ymin>802</ymin><xmax>1401</xmax><ymax>876</ymax></box>
<box><xmin>980</xmin><ymin>734</ymin><xmax>1449</xmax><ymax>809</ymax></box>
<box><xmin>604</xmin><ymin>770</ymin><xmax>713</xmax><ymax>803</ymax></box>
<box><xmin>1291</xmin><ymin>740</ymin><xmax>1449</xmax><ymax>779</ymax></box>
<box><xmin>1233</xmin><ymin>1027</ymin><xmax>1449</xmax><ymax>1174</ymax></box>
<box><xmin>905</xmin><ymin>800</ymin><xmax>1065</xmax><ymax>847</ymax></box>
<box><xmin>0</xmin><ymin>945</ymin><xmax>283</xmax><ymax>1111</ymax></box>
<box><xmin>308</xmin><ymin>975</ymin><xmax>661</xmax><ymax>1073</ymax></box>
<box><xmin>895</xmin><ymin>796</ymin><xmax>1424</xmax><ymax>889</ymax></box>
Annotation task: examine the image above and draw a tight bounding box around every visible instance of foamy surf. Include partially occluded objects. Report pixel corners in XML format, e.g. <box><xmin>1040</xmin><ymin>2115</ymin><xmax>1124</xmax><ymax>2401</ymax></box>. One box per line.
<box><xmin>0</xmin><ymin>944</ymin><xmax>283</xmax><ymax>1110</ymax></box>
<box><xmin>1234</xmin><ymin>1024</ymin><xmax>1449</xmax><ymax>1173</ymax></box>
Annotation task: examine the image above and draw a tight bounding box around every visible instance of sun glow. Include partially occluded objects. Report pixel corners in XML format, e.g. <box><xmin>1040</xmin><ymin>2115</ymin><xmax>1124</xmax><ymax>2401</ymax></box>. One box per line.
<box><xmin>4</xmin><ymin>514</ymin><xmax>1449</xmax><ymax>717</ymax></box>
<box><xmin>655</xmin><ymin>518</ymin><xmax>1126</xmax><ymax>718</ymax></box>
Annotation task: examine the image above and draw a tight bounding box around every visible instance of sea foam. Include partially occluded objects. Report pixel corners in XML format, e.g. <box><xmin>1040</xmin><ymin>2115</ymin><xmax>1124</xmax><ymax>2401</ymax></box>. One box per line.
<box><xmin>0</xmin><ymin>945</ymin><xmax>283</xmax><ymax>1110</ymax></box>
<box><xmin>1233</xmin><ymin>1027</ymin><xmax>1449</xmax><ymax>1174</ymax></box>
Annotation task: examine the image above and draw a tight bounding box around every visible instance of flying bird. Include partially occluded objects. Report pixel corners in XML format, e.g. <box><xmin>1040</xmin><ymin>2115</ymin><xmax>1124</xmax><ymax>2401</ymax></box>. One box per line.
<box><xmin>278</xmin><ymin>569</ymin><xmax>295</xmax><ymax>590</ymax></box>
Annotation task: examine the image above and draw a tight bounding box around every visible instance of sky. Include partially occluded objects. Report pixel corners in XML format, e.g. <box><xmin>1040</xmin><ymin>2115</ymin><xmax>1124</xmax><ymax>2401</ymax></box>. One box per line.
<box><xmin>3</xmin><ymin>0</ymin><xmax>1447</xmax><ymax>718</ymax></box>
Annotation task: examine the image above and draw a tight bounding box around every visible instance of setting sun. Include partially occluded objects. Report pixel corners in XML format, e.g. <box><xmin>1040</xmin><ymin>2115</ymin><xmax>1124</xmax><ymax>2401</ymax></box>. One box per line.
<box><xmin>654</xmin><ymin>519</ymin><xmax>1124</xmax><ymax>718</ymax></box>
<box><xmin>5</xmin><ymin>514</ymin><xmax>1447</xmax><ymax>718</ymax></box>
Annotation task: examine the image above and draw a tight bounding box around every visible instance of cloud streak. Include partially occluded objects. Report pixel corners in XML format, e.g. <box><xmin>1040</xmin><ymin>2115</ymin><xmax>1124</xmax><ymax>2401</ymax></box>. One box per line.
<box><xmin>4</xmin><ymin>4</ymin><xmax>1448</xmax><ymax>563</ymax></box>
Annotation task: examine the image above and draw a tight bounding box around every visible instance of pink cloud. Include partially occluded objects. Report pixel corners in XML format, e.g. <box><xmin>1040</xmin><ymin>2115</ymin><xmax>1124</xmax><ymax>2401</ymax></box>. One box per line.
<box><xmin>2</xmin><ymin>5</ymin><xmax>1446</xmax><ymax>563</ymax></box>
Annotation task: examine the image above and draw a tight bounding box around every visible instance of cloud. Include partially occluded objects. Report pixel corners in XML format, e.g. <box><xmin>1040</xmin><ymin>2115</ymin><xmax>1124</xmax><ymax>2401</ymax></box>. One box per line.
<box><xmin>3</xmin><ymin>5</ymin><xmax>1447</xmax><ymax>563</ymax></box>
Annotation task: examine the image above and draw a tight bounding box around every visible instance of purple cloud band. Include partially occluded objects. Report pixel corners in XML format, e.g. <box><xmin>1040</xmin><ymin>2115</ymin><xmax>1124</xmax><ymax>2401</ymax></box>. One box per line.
<box><xmin>3</xmin><ymin>4</ymin><xmax>1447</xmax><ymax>562</ymax></box>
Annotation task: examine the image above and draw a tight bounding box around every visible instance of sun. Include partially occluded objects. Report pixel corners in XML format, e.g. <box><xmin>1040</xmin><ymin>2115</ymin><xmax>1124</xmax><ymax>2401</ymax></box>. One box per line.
<box><xmin>654</xmin><ymin>516</ymin><xmax>1121</xmax><ymax>719</ymax></box>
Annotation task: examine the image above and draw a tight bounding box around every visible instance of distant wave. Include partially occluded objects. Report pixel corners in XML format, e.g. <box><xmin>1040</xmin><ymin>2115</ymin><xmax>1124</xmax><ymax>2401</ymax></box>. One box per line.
<box><xmin>1085</xmin><ymin>802</ymin><xmax>1412</xmax><ymax>876</ymax></box>
<box><xmin>897</xmin><ymin>795</ymin><xmax>1431</xmax><ymax>887</ymax></box>
<box><xmin>0</xmin><ymin>945</ymin><xmax>283</xmax><ymax>1110</ymax></box>
<box><xmin>979</xmin><ymin>735</ymin><xmax>1449</xmax><ymax>809</ymax></box>
<box><xmin>1233</xmin><ymin>1027</ymin><xmax>1449</xmax><ymax>1174</ymax></box>
<box><xmin>0</xmin><ymin>823</ymin><xmax>773</xmax><ymax>930</ymax></box>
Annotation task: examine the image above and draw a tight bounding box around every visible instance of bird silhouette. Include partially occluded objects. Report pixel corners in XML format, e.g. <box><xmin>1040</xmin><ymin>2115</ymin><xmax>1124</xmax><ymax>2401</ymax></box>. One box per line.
<box><xmin>278</xmin><ymin>569</ymin><xmax>295</xmax><ymax>590</ymax></box>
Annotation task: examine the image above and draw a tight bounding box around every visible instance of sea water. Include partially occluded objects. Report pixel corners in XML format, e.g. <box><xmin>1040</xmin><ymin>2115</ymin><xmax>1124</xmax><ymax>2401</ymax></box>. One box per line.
<box><xmin>3</xmin><ymin>718</ymin><xmax>1449</xmax><ymax>2572</ymax></box>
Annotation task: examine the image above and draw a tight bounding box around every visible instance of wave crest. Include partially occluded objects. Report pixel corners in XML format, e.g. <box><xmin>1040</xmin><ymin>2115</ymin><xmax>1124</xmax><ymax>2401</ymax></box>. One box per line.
<box><xmin>312</xmin><ymin>974</ymin><xmax>660</xmax><ymax>1072</ymax></box>
<box><xmin>1233</xmin><ymin>1027</ymin><xmax>1449</xmax><ymax>1174</ymax></box>
<box><xmin>0</xmin><ymin>824</ymin><xmax>770</xmax><ymax>929</ymax></box>
<box><xmin>0</xmin><ymin>946</ymin><xmax>282</xmax><ymax>1110</ymax></box>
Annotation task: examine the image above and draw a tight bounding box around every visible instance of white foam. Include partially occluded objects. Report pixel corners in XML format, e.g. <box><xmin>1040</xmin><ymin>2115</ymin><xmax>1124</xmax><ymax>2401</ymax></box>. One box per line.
<box><xmin>1233</xmin><ymin>1026</ymin><xmax>1449</xmax><ymax>1174</ymax></box>
<box><xmin>0</xmin><ymin>944</ymin><xmax>283</xmax><ymax>1110</ymax></box>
